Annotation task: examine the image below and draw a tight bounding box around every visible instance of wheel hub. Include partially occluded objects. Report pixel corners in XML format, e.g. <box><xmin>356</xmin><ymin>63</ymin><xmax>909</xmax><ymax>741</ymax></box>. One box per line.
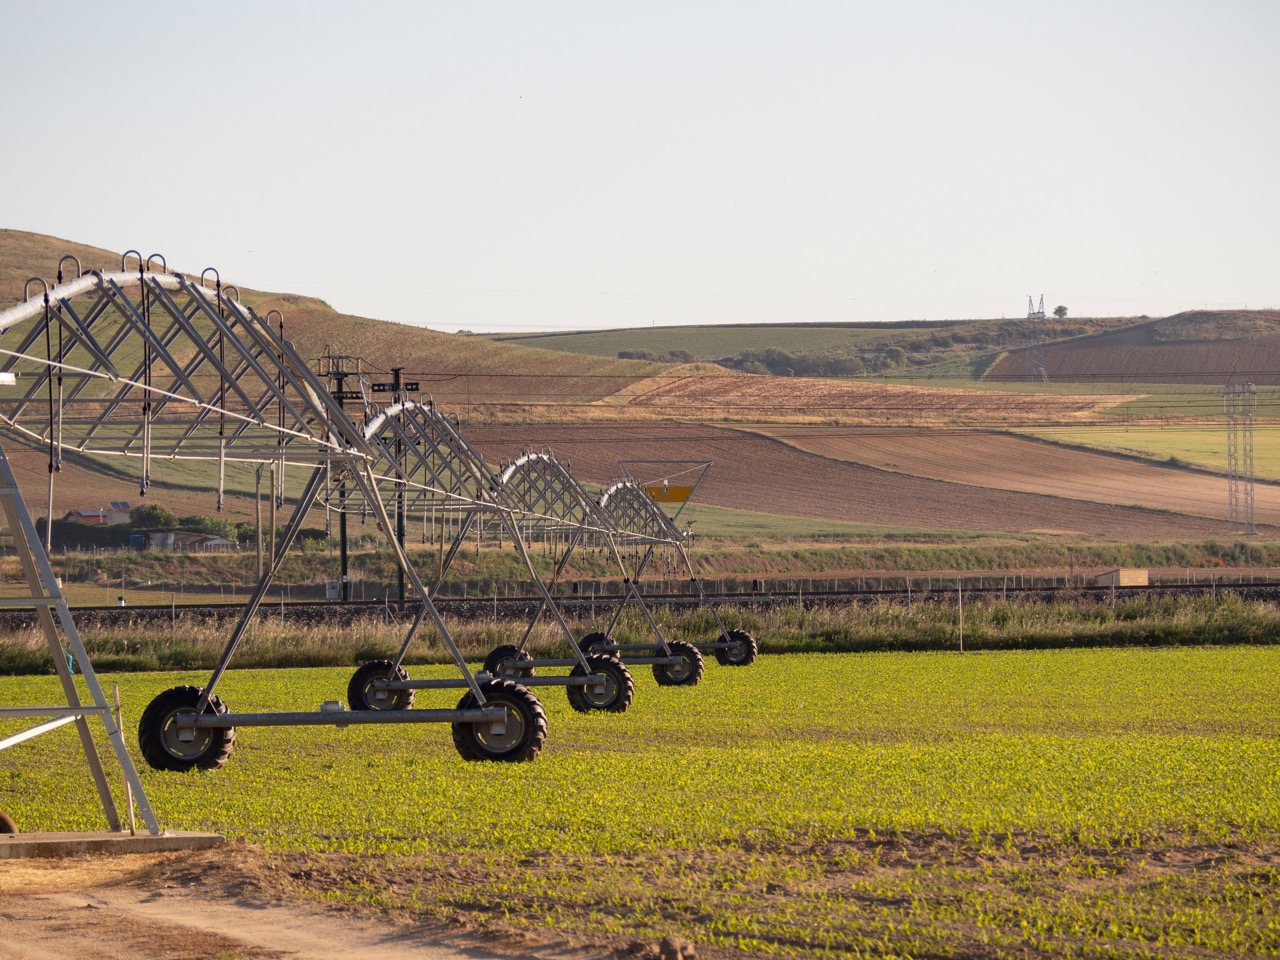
<box><xmin>475</xmin><ymin>703</ymin><xmax>524</xmax><ymax>752</ymax></box>
<box><xmin>161</xmin><ymin>708</ymin><xmax>214</xmax><ymax>759</ymax></box>
<box><xmin>583</xmin><ymin>672</ymin><xmax>617</xmax><ymax>707</ymax></box>
<box><xmin>666</xmin><ymin>655</ymin><xmax>692</xmax><ymax>681</ymax></box>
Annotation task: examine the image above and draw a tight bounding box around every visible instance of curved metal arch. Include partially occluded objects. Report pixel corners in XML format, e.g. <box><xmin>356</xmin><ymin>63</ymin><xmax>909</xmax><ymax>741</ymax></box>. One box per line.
<box><xmin>0</xmin><ymin>270</ymin><xmax>377</xmax><ymax>468</ymax></box>
<box><xmin>596</xmin><ymin>478</ymin><xmax>686</xmax><ymax>545</ymax></box>
<box><xmin>57</xmin><ymin>256</ymin><xmax>82</xmax><ymax>283</ymax></box>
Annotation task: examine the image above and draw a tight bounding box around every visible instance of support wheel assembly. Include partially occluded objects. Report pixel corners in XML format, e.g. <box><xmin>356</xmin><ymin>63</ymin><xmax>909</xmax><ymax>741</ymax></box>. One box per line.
<box><xmin>452</xmin><ymin>679</ymin><xmax>547</xmax><ymax>762</ymax></box>
<box><xmin>482</xmin><ymin>644</ymin><xmax>536</xmax><ymax>679</ymax></box>
<box><xmin>653</xmin><ymin>639</ymin><xmax>704</xmax><ymax>687</ymax></box>
<box><xmin>577</xmin><ymin>631</ymin><xmax>611</xmax><ymax>655</ymax></box>
<box><xmin>137</xmin><ymin>685</ymin><xmax>235</xmax><ymax>772</ymax></box>
<box><xmin>348</xmin><ymin>660</ymin><xmax>416</xmax><ymax>711</ymax></box>
<box><xmin>715</xmin><ymin>628</ymin><xmax>758</xmax><ymax>667</ymax></box>
<box><xmin>567</xmin><ymin>653</ymin><xmax>634</xmax><ymax>713</ymax></box>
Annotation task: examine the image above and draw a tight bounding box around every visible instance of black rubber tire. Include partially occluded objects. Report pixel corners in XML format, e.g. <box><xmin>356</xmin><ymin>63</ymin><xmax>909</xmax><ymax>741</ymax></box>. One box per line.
<box><xmin>137</xmin><ymin>685</ymin><xmax>235</xmax><ymax>772</ymax></box>
<box><xmin>566</xmin><ymin>653</ymin><xmax>634</xmax><ymax>714</ymax></box>
<box><xmin>0</xmin><ymin>811</ymin><xmax>17</xmax><ymax>834</ymax></box>
<box><xmin>653</xmin><ymin>639</ymin><xmax>704</xmax><ymax>687</ymax></box>
<box><xmin>577</xmin><ymin>631</ymin><xmax>611</xmax><ymax>655</ymax></box>
<box><xmin>452</xmin><ymin>679</ymin><xmax>547</xmax><ymax>762</ymax></box>
<box><xmin>482</xmin><ymin>644</ymin><xmax>536</xmax><ymax>679</ymax></box>
<box><xmin>348</xmin><ymin>659</ymin><xmax>416</xmax><ymax>711</ymax></box>
<box><xmin>715</xmin><ymin>628</ymin><xmax>759</xmax><ymax>667</ymax></box>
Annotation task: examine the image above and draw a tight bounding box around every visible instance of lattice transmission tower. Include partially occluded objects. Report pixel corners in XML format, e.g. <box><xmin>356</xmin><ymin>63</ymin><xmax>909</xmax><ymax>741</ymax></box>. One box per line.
<box><xmin>1225</xmin><ymin>381</ymin><xmax>1257</xmax><ymax>534</ymax></box>
<box><xmin>1025</xmin><ymin>294</ymin><xmax>1048</xmax><ymax>382</ymax></box>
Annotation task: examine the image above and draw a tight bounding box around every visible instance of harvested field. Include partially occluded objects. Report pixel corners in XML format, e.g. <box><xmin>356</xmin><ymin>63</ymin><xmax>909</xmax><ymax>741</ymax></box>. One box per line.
<box><xmin>605</xmin><ymin>373</ymin><xmax>1134</xmax><ymax>423</ymax></box>
<box><xmin>752</xmin><ymin>425</ymin><xmax>1280</xmax><ymax>525</ymax></box>
<box><xmin>464</xmin><ymin>423</ymin><xmax>1240</xmax><ymax>539</ymax></box>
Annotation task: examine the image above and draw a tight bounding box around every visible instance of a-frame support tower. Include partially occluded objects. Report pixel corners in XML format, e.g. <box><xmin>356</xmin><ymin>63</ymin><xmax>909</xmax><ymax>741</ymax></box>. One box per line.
<box><xmin>0</xmin><ymin>441</ymin><xmax>161</xmax><ymax>836</ymax></box>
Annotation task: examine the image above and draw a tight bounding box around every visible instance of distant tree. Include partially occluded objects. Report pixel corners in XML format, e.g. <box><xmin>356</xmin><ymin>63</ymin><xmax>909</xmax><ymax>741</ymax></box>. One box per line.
<box><xmin>826</xmin><ymin>356</ymin><xmax>866</xmax><ymax>376</ymax></box>
<box><xmin>129</xmin><ymin>503</ymin><xmax>178</xmax><ymax>530</ymax></box>
<box><xmin>1053</xmin><ymin>305</ymin><xmax>1068</xmax><ymax>318</ymax></box>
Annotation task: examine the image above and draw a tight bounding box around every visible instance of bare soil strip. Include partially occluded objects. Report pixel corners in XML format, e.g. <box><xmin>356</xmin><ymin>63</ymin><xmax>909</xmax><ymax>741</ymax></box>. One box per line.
<box><xmin>750</xmin><ymin>425</ymin><xmax>1280</xmax><ymax>524</ymax></box>
<box><xmin>0</xmin><ymin>851</ymin><xmax>548</xmax><ymax>960</ymax></box>
<box><xmin>987</xmin><ymin>331</ymin><xmax>1280</xmax><ymax>384</ymax></box>
<box><xmin>465</xmin><ymin>423</ymin><xmax>1239</xmax><ymax>539</ymax></box>
<box><xmin>3</xmin><ymin>837</ymin><xmax>1275</xmax><ymax>960</ymax></box>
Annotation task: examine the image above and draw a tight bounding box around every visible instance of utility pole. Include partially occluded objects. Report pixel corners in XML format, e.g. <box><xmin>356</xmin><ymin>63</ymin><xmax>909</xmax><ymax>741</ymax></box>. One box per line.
<box><xmin>321</xmin><ymin>353</ymin><xmax>364</xmax><ymax>601</ymax></box>
<box><xmin>371</xmin><ymin>369</ymin><xmax>419</xmax><ymax>607</ymax></box>
<box><xmin>393</xmin><ymin>367</ymin><xmax>406</xmax><ymax>607</ymax></box>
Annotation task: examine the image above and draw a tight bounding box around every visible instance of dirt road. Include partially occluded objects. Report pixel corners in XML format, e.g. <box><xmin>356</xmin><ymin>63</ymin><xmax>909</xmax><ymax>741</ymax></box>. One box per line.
<box><xmin>0</xmin><ymin>850</ymin><xmax>570</xmax><ymax>960</ymax></box>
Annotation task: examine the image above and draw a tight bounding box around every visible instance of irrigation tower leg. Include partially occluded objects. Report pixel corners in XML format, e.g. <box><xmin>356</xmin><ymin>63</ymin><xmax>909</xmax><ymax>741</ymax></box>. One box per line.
<box><xmin>0</xmin><ymin>445</ymin><xmax>160</xmax><ymax>835</ymax></box>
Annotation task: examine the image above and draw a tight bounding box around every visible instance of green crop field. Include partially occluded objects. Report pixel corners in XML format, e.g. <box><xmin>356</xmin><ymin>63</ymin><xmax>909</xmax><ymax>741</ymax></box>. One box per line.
<box><xmin>4</xmin><ymin>647</ymin><xmax>1279</xmax><ymax>957</ymax></box>
<box><xmin>1023</xmin><ymin>424</ymin><xmax>1280</xmax><ymax>481</ymax></box>
<box><xmin>491</xmin><ymin>322</ymin><xmax>958</xmax><ymax>358</ymax></box>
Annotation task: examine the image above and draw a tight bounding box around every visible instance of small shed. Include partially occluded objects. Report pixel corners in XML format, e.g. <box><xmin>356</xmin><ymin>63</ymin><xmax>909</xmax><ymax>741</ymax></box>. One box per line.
<box><xmin>1094</xmin><ymin>568</ymin><xmax>1148</xmax><ymax>587</ymax></box>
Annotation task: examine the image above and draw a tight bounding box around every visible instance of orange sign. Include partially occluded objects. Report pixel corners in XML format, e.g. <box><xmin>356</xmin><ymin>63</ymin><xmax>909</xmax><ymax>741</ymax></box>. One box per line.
<box><xmin>644</xmin><ymin>485</ymin><xmax>693</xmax><ymax>503</ymax></box>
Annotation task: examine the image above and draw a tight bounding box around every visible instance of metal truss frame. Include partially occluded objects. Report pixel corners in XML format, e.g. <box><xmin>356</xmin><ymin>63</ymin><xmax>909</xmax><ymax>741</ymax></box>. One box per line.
<box><xmin>341</xmin><ymin>403</ymin><xmax>686</xmax><ymax>708</ymax></box>
<box><xmin>0</xmin><ymin>260</ymin><xmax>545</xmax><ymax>831</ymax></box>
<box><xmin>591</xmin><ymin>462</ymin><xmax>754</xmax><ymax>665</ymax></box>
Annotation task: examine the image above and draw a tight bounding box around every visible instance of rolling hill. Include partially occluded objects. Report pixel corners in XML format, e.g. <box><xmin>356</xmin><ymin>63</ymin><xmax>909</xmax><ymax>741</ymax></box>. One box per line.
<box><xmin>0</xmin><ymin>228</ymin><xmax>1263</xmax><ymax>545</ymax></box>
<box><xmin>0</xmin><ymin>230</ymin><xmax>664</xmax><ymax>413</ymax></box>
<box><xmin>986</xmin><ymin>311</ymin><xmax>1280</xmax><ymax>385</ymax></box>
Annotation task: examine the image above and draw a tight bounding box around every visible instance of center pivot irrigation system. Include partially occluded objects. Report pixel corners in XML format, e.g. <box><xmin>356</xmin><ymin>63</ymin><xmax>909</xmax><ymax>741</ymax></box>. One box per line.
<box><xmin>331</xmin><ymin>400</ymin><xmax>757</xmax><ymax>711</ymax></box>
<box><xmin>0</xmin><ymin>253</ymin><xmax>756</xmax><ymax>837</ymax></box>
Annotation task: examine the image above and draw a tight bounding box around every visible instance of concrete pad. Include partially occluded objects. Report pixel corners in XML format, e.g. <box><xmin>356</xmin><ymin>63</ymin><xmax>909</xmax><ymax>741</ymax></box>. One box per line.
<box><xmin>0</xmin><ymin>830</ymin><xmax>225</xmax><ymax>859</ymax></box>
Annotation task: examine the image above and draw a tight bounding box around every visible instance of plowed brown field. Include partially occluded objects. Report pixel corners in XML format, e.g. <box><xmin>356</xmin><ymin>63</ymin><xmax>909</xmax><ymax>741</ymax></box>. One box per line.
<box><xmin>464</xmin><ymin>423</ymin><xmax>1237</xmax><ymax>539</ymax></box>
<box><xmin>752</xmin><ymin>426</ymin><xmax>1280</xmax><ymax>525</ymax></box>
<box><xmin>608</xmin><ymin>374</ymin><xmax>1133</xmax><ymax>424</ymax></box>
<box><xmin>987</xmin><ymin>320</ymin><xmax>1280</xmax><ymax>384</ymax></box>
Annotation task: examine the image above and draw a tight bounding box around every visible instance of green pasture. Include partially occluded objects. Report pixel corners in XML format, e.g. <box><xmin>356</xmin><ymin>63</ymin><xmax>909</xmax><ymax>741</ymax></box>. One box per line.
<box><xmin>1105</xmin><ymin>386</ymin><xmax>1280</xmax><ymax>420</ymax></box>
<box><xmin>670</xmin><ymin>501</ymin><xmax>952</xmax><ymax>539</ymax></box>
<box><xmin>1021</xmin><ymin>423</ymin><xmax>1280</xmax><ymax>481</ymax></box>
<box><xmin>490</xmin><ymin>322</ymin><xmax>961</xmax><ymax>358</ymax></box>
<box><xmin>3</xmin><ymin>647</ymin><xmax>1278</xmax><ymax>956</ymax></box>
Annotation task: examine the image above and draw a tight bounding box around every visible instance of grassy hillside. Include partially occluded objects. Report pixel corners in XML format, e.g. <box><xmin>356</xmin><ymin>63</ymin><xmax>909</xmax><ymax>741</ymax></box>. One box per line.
<box><xmin>0</xmin><ymin>229</ymin><xmax>664</xmax><ymax>412</ymax></box>
<box><xmin>493</xmin><ymin>316</ymin><xmax>1148</xmax><ymax>380</ymax></box>
<box><xmin>491</xmin><ymin>321</ymin><xmax>965</xmax><ymax>357</ymax></box>
<box><xmin>2</xmin><ymin>228</ymin><xmax>1268</xmax><ymax>549</ymax></box>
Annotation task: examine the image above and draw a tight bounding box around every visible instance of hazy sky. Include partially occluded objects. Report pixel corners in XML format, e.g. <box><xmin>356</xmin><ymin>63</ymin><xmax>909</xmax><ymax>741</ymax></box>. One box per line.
<box><xmin>3</xmin><ymin>1</ymin><xmax>1277</xmax><ymax>332</ymax></box>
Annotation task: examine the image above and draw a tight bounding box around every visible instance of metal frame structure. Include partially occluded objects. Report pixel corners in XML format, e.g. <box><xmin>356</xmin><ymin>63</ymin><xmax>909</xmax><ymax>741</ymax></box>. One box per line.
<box><xmin>0</xmin><ymin>260</ymin><xmax>547</xmax><ymax>826</ymax></box>
<box><xmin>1225</xmin><ymin>382</ymin><xmax>1257</xmax><ymax>535</ymax></box>
<box><xmin>477</xmin><ymin>450</ymin><xmax>702</xmax><ymax>690</ymax></box>
<box><xmin>585</xmin><ymin>462</ymin><xmax>757</xmax><ymax>669</ymax></box>
<box><xmin>335</xmin><ymin>402</ymin><xmax>702</xmax><ymax>708</ymax></box>
<box><xmin>0</xmin><ymin>445</ymin><xmax>161</xmax><ymax>834</ymax></box>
